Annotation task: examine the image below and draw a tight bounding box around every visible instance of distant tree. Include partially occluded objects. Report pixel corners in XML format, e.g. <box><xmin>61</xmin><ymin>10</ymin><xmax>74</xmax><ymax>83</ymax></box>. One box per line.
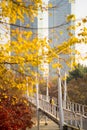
<box><xmin>67</xmin><ymin>64</ymin><xmax>87</xmax><ymax>104</ymax></box>
<box><xmin>67</xmin><ymin>74</ymin><xmax>87</xmax><ymax>105</ymax></box>
<box><xmin>67</xmin><ymin>64</ymin><xmax>87</xmax><ymax>82</ymax></box>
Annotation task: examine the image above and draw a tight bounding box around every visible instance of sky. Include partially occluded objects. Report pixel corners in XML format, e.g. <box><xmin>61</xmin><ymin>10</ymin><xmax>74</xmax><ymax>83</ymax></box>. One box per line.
<box><xmin>75</xmin><ymin>0</ymin><xmax>87</xmax><ymax>18</ymax></box>
<box><xmin>75</xmin><ymin>0</ymin><xmax>87</xmax><ymax>65</ymax></box>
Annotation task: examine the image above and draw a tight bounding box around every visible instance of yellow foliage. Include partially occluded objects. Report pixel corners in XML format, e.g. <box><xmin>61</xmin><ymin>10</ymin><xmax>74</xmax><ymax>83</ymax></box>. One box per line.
<box><xmin>0</xmin><ymin>0</ymin><xmax>87</xmax><ymax>99</ymax></box>
<box><xmin>66</xmin><ymin>14</ymin><xmax>76</xmax><ymax>22</ymax></box>
<box><xmin>82</xmin><ymin>18</ymin><xmax>87</xmax><ymax>23</ymax></box>
<box><xmin>48</xmin><ymin>3</ymin><xmax>53</xmax><ymax>8</ymax></box>
<box><xmin>0</xmin><ymin>0</ymin><xmax>42</xmax><ymax>23</ymax></box>
<box><xmin>52</xmin><ymin>63</ymin><xmax>62</xmax><ymax>69</ymax></box>
<box><xmin>59</xmin><ymin>31</ymin><xmax>63</xmax><ymax>35</ymax></box>
<box><xmin>69</xmin><ymin>0</ymin><xmax>75</xmax><ymax>3</ymax></box>
<box><xmin>68</xmin><ymin>32</ymin><xmax>73</xmax><ymax>37</ymax></box>
<box><xmin>49</xmin><ymin>13</ymin><xmax>52</xmax><ymax>16</ymax></box>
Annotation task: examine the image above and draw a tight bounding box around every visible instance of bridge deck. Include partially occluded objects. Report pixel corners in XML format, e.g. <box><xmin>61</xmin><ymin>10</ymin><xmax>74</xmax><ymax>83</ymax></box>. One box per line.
<box><xmin>28</xmin><ymin>95</ymin><xmax>87</xmax><ymax>130</ymax></box>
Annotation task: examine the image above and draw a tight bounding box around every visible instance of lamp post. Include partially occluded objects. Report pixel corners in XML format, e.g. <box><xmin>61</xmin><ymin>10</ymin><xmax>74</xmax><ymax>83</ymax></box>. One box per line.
<box><xmin>46</xmin><ymin>75</ymin><xmax>49</xmax><ymax>102</ymax></box>
<box><xmin>45</xmin><ymin>75</ymin><xmax>49</xmax><ymax>125</ymax></box>
<box><xmin>57</xmin><ymin>67</ymin><xmax>64</xmax><ymax>130</ymax></box>
<box><xmin>36</xmin><ymin>71</ymin><xmax>40</xmax><ymax>130</ymax></box>
<box><xmin>35</xmin><ymin>51</ymin><xmax>40</xmax><ymax>130</ymax></box>
<box><xmin>64</xmin><ymin>72</ymin><xmax>67</xmax><ymax>109</ymax></box>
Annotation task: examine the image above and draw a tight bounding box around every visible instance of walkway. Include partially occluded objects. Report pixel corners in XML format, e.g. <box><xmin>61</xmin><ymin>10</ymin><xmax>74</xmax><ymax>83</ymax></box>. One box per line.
<box><xmin>30</xmin><ymin>119</ymin><xmax>59</xmax><ymax>130</ymax></box>
<box><xmin>27</xmin><ymin>94</ymin><xmax>87</xmax><ymax>130</ymax></box>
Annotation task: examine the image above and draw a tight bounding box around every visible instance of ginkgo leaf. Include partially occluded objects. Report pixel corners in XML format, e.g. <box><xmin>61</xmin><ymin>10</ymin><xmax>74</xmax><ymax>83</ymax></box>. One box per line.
<box><xmin>48</xmin><ymin>3</ymin><xmax>53</xmax><ymax>8</ymax></box>
<box><xmin>66</xmin><ymin>14</ymin><xmax>76</xmax><ymax>22</ymax></box>
<box><xmin>59</xmin><ymin>31</ymin><xmax>63</xmax><ymax>35</ymax></box>
<box><xmin>49</xmin><ymin>13</ymin><xmax>52</xmax><ymax>16</ymax></box>
<box><xmin>52</xmin><ymin>63</ymin><xmax>62</xmax><ymax>69</ymax></box>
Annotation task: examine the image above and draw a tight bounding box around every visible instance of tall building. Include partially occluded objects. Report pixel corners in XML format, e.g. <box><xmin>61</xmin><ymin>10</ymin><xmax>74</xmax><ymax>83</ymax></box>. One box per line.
<box><xmin>36</xmin><ymin>0</ymin><xmax>74</xmax><ymax>77</ymax></box>
<box><xmin>48</xmin><ymin>0</ymin><xmax>74</xmax><ymax>77</ymax></box>
<box><xmin>48</xmin><ymin>0</ymin><xmax>87</xmax><ymax>77</ymax></box>
<box><xmin>38</xmin><ymin>0</ymin><xmax>49</xmax><ymax>78</ymax></box>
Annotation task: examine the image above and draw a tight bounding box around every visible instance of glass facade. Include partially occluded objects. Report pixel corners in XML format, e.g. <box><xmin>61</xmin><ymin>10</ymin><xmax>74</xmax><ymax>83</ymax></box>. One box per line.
<box><xmin>48</xmin><ymin>0</ymin><xmax>74</xmax><ymax>77</ymax></box>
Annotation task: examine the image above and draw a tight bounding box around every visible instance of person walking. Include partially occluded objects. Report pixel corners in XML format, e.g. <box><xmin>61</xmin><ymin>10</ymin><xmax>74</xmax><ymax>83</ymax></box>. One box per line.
<box><xmin>50</xmin><ymin>97</ymin><xmax>54</xmax><ymax>112</ymax></box>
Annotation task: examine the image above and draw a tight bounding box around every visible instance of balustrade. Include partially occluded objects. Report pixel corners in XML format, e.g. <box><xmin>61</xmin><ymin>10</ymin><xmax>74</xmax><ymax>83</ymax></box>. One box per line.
<box><xmin>27</xmin><ymin>94</ymin><xmax>87</xmax><ymax>130</ymax></box>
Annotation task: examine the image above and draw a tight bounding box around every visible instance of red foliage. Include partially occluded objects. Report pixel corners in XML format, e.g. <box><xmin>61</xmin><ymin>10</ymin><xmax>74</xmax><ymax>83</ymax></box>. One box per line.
<box><xmin>0</xmin><ymin>95</ymin><xmax>33</xmax><ymax>130</ymax></box>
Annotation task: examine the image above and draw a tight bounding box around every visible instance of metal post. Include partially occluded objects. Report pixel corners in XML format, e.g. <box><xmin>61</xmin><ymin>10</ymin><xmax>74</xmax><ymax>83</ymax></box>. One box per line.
<box><xmin>57</xmin><ymin>67</ymin><xmax>64</xmax><ymax>130</ymax></box>
<box><xmin>64</xmin><ymin>72</ymin><xmax>67</xmax><ymax>109</ymax></box>
<box><xmin>45</xmin><ymin>76</ymin><xmax>49</xmax><ymax>125</ymax></box>
<box><xmin>46</xmin><ymin>76</ymin><xmax>49</xmax><ymax>101</ymax></box>
<box><xmin>36</xmin><ymin>74</ymin><xmax>40</xmax><ymax>130</ymax></box>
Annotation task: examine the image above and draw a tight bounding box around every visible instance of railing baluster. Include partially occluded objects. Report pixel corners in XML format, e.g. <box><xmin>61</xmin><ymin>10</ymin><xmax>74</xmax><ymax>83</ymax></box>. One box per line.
<box><xmin>27</xmin><ymin>94</ymin><xmax>87</xmax><ymax>130</ymax></box>
<box><xmin>82</xmin><ymin>105</ymin><xmax>85</xmax><ymax>115</ymax></box>
<box><xmin>79</xmin><ymin>104</ymin><xmax>81</xmax><ymax>113</ymax></box>
<box><xmin>80</xmin><ymin>114</ymin><xmax>83</xmax><ymax>129</ymax></box>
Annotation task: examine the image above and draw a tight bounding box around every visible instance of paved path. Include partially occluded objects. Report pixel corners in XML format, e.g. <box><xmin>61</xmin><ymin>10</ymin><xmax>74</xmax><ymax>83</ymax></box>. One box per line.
<box><xmin>30</xmin><ymin>119</ymin><xmax>59</xmax><ymax>130</ymax></box>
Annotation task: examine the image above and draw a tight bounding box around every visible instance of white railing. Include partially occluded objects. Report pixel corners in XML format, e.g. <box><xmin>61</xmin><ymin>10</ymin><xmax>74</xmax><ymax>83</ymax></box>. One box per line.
<box><xmin>27</xmin><ymin>94</ymin><xmax>87</xmax><ymax>130</ymax></box>
<box><xmin>64</xmin><ymin>108</ymin><xmax>87</xmax><ymax>129</ymax></box>
<box><xmin>39</xmin><ymin>94</ymin><xmax>87</xmax><ymax>116</ymax></box>
<box><xmin>39</xmin><ymin>98</ymin><xmax>59</xmax><ymax>118</ymax></box>
<box><xmin>63</xmin><ymin>100</ymin><xmax>87</xmax><ymax>116</ymax></box>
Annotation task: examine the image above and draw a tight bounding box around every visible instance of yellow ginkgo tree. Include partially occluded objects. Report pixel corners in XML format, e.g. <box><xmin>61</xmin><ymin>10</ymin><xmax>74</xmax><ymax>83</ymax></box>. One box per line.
<box><xmin>0</xmin><ymin>0</ymin><xmax>87</xmax><ymax>107</ymax></box>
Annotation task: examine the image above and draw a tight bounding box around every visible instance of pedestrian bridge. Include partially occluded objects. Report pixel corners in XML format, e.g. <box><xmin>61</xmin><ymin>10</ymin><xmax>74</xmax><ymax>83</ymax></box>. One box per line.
<box><xmin>28</xmin><ymin>94</ymin><xmax>87</xmax><ymax>130</ymax></box>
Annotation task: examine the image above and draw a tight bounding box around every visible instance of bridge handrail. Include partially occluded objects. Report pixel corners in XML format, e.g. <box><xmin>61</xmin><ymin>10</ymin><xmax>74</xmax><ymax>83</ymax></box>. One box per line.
<box><xmin>27</xmin><ymin>94</ymin><xmax>87</xmax><ymax>130</ymax></box>
<box><xmin>63</xmin><ymin>100</ymin><xmax>87</xmax><ymax>116</ymax></box>
<box><xmin>39</xmin><ymin>94</ymin><xmax>87</xmax><ymax>116</ymax></box>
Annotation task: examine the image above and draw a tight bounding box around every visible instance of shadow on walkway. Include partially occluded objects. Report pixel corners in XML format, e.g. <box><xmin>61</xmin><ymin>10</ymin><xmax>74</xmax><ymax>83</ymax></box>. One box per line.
<box><xmin>29</xmin><ymin>119</ymin><xmax>59</xmax><ymax>130</ymax></box>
